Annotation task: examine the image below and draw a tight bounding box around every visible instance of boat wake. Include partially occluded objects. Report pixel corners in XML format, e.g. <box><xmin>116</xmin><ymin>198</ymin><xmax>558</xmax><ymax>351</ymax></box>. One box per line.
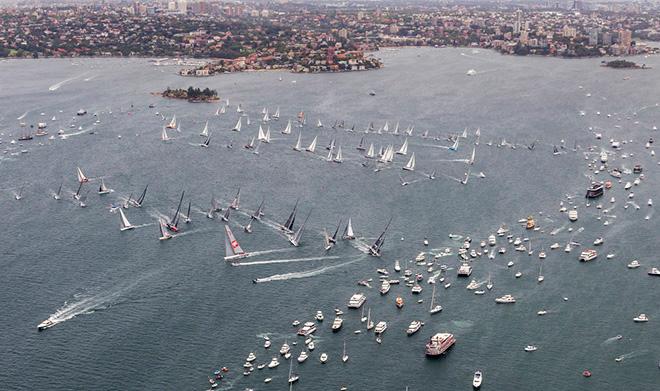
<box><xmin>348</xmin><ymin>238</ymin><xmax>372</xmax><ymax>254</ymax></box>
<box><xmin>17</xmin><ymin>111</ymin><xmax>28</xmax><ymax>120</ymax></box>
<box><xmin>170</xmin><ymin>228</ymin><xmax>213</xmax><ymax>238</ymax></box>
<box><xmin>233</xmin><ymin>254</ymin><xmax>341</xmax><ymax>267</ymax></box>
<box><xmin>602</xmin><ymin>335</ymin><xmax>624</xmax><ymax>345</ymax></box>
<box><xmin>48</xmin><ymin>73</ymin><xmax>85</xmax><ymax>91</ymax></box>
<box><xmin>59</xmin><ymin>128</ymin><xmax>89</xmax><ymax>139</ymax></box>
<box><xmin>253</xmin><ymin>257</ymin><xmax>363</xmax><ymax>283</ymax></box>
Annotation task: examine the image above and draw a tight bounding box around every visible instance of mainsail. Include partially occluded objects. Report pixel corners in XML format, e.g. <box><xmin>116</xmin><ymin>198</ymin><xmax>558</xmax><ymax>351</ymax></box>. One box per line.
<box><xmin>403</xmin><ymin>152</ymin><xmax>416</xmax><ymax>171</ymax></box>
<box><xmin>200</xmin><ymin>121</ymin><xmax>209</xmax><ymax>137</ymax></box>
<box><xmin>342</xmin><ymin>218</ymin><xmax>355</xmax><ymax>240</ymax></box>
<box><xmin>369</xmin><ymin>217</ymin><xmax>392</xmax><ymax>256</ymax></box>
<box><xmin>232</xmin><ymin>117</ymin><xmax>242</xmax><ymax>132</ymax></box>
<box><xmin>289</xmin><ymin>209</ymin><xmax>312</xmax><ymax>247</ymax></box>
<box><xmin>119</xmin><ymin>208</ymin><xmax>134</xmax><ymax>231</ymax></box>
<box><xmin>306</xmin><ymin>136</ymin><xmax>318</xmax><ymax>153</ymax></box>
<box><xmin>396</xmin><ymin>138</ymin><xmax>408</xmax><ymax>155</ymax></box>
<box><xmin>76</xmin><ymin>167</ymin><xmax>88</xmax><ymax>183</ymax></box>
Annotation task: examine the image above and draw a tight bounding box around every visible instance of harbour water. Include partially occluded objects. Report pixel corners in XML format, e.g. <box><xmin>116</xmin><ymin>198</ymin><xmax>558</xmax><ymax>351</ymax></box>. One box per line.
<box><xmin>1</xmin><ymin>48</ymin><xmax>659</xmax><ymax>390</ymax></box>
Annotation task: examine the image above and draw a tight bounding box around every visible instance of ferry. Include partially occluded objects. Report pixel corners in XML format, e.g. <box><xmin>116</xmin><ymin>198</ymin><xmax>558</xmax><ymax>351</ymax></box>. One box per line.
<box><xmin>425</xmin><ymin>333</ymin><xmax>456</xmax><ymax>356</ymax></box>
<box><xmin>579</xmin><ymin>249</ymin><xmax>598</xmax><ymax>262</ymax></box>
<box><xmin>585</xmin><ymin>183</ymin><xmax>604</xmax><ymax>198</ymax></box>
<box><xmin>347</xmin><ymin>293</ymin><xmax>366</xmax><ymax>308</ymax></box>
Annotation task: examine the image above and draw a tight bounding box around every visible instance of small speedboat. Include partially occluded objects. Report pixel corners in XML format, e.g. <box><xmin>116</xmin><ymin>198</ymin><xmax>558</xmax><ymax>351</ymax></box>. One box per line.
<box><xmin>633</xmin><ymin>313</ymin><xmax>649</xmax><ymax>322</ymax></box>
<box><xmin>524</xmin><ymin>345</ymin><xmax>538</xmax><ymax>352</ymax></box>
<box><xmin>472</xmin><ymin>370</ymin><xmax>483</xmax><ymax>389</ymax></box>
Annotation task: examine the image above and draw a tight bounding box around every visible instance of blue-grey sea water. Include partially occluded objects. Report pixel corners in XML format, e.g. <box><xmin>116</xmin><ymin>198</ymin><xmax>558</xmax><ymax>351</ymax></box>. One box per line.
<box><xmin>0</xmin><ymin>48</ymin><xmax>659</xmax><ymax>390</ymax></box>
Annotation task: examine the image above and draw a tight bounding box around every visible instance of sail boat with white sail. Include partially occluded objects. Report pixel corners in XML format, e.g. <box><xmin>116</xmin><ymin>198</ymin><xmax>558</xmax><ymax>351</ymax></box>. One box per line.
<box><xmin>53</xmin><ymin>184</ymin><xmax>62</xmax><ymax>200</ymax></box>
<box><xmin>166</xmin><ymin>115</ymin><xmax>177</xmax><ymax>129</ymax></box>
<box><xmin>76</xmin><ymin>167</ymin><xmax>89</xmax><ymax>183</ymax></box>
<box><xmin>119</xmin><ymin>208</ymin><xmax>135</xmax><ymax>231</ymax></box>
<box><xmin>429</xmin><ymin>284</ymin><xmax>442</xmax><ymax>314</ymax></box>
<box><xmin>396</xmin><ymin>138</ymin><xmax>408</xmax><ymax>155</ymax></box>
<box><xmin>333</xmin><ymin>146</ymin><xmax>343</xmax><ymax>163</ymax></box>
<box><xmin>158</xmin><ymin>218</ymin><xmax>172</xmax><ymax>240</ymax></box>
<box><xmin>306</xmin><ymin>136</ymin><xmax>318</xmax><ymax>153</ymax></box>
<box><xmin>230</xmin><ymin>188</ymin><xmax>240</xmax><ymax>210</ymax></box>
<box><xmin>232</xmin><ymin>117</ymin><xmax>242</xmax><ymax>132</ymax></box>
<box><xmin>98</xmin><ymin>178</ymin><xmax>111</xmax><ymax>195</ymax></box>
<box><xmin>403</xmin><ymin>153</ymin><xmax>416</xmax><ymax>171</ymax></box>
<box><xmin>200</xmin><ymin>121</ymin><xmax>209</xmax><ymax>137</ymax></box>
<box><xmin>161</xmin><ymin>126</ymin><xmax>171</xmax><ymax>142</ymax></box>
<box><xmin>342</xmin><ymin>218</ymin><xmax>356</xmax><ymax>240</ymax></box>
<box><xmin>281</xmin><ymin>119</ymin><xmax>292</xmax><ymax>135</ymax></box>
<box><xmin>293</xmin><ymin>132</ymin><xmax>303</xmax><ymax>151</ymax></box>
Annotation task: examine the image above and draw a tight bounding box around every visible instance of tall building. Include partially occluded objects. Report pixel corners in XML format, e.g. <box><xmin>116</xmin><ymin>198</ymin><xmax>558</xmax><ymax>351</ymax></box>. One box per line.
<box><xmin>588</xmin><ymin>28</ymin><xmax>600</xmax><ymax>46</ymax></box>
<box><xmin>620</xmin><ymin>29</ymin><xmax>632</xmax><ymax>48</ymax></box>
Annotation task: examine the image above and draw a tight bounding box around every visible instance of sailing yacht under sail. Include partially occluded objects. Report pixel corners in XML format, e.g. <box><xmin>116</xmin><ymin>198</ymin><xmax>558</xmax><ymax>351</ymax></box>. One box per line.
<box><xmin>224</xmin><ymin>225</ymin><xmax>249</xmax><ymax>261</ymax></box>
<box><xmin>342</xmin><ymin>218</ymin><xmax>356</xmax><ymax>240</ymax></box>
<box><xmin>166</xmin><ymin>115</ymin><xmax>177</xmax><ymax>129</ymax></box>
<box><xmin>119</xmin><ymin>208</ymin><xmax>135</xmax><ymax>231</ymax></box>
<box><xmin>357</xmin><ymin>137</ymin><xmax>366</xmax><ymax>151</ymax></box>
<box><xmin>230</xmin><ymin>188</ymin><xmax>241</xmax><ymax>210</ymax></box>
<box><xmin>293</xmin><ymin>132</ymin><xmax>303</xmax><ymax>151</ymax></box>
<box><xmin>369</xmin><ymin>217</ymin><xmax>392</xmax><ymax>256</ymax></box>
<box><xmin>53</xmin><ymin>184</ymin><xmax>62</xmax><ymax>200</ymax></box>
<box><xmin>76</xmin><ymin>167</ymin><xmax>89</xmax><ymax>183</ymax></box>
<box><xmin>130</xmin><ymin>185</ymin><xmax>148</xmax><ymax>207</ymax></box>
<box><xmin>281</xmin><ymin>200</ymin><xmax>299</xmax><ymax>234</ymax></box>
<box><xmin>98</xmin><ymin>178</ymin><xmax>111</xmax><ymax>195</ymax></box>
<box><xmin>161</xmin><ymin>126</ymin><xmax>171</xmax><ymax>142</ymax></box>
<box><xmin>365</xmin><ymin>143</ymin><xmax>375</xmax><ymax>158</ymax></box>
<box><xmin>333</xmin><ymin>146</ymin><xmax>343</xmax><ymax>163</ymax></box>
<box><xmin>281</xmin><ymin>119</ymin><xmax>292</xmax><ymax>135</ymax></box>
<box><xmin>200</xmin><ymin>121</ymin><xmax>209</xmax><ymax>137</ymax></box>
<box><xmin>402</xmin><ymin>152</ymin><xmax>416</xmax><ymax>171</ymax></box>
<box><xmin>166</xmin><ymin>191</ymin><xmax>185</xmax><ymax>232</ymax></box>
<box><xmin>306</xmin><ymin>136</ymin><xmax>318</xmax><ymax>153</ymax></box>
<box><xmin>396</xmin><ymin>138</ymin><xmax>409</xmax><ymax>155</ymax></box>
<box><xmin>232</xmin><ymin>117</ymin><xmax>242</xmax><ymax>132</ymax></box>
<box><xmin>158</xmin><ymin>218</ymin><xmax>172</xmax><ymax>240</ymax></box>
<box><xmin>289</xmin><ymin>209</ymin><xmax>312</xmax><ymax>247</ymax></box>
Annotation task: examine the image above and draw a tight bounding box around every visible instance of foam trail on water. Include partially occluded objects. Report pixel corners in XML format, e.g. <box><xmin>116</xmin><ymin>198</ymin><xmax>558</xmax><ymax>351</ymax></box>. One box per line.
<box><xmin>59</xmin><ymin>128</ymin><xmax>89</xmax><ymax>139</ymax></box>
<box><xmin>48</xmin><ymin>73</ymin><xmax>85</xmax><ymax>91</ymax></box>
<box><xmin>234</xmin><ymin>255</ymin><xmax>341</xmax><ymax>267</ymax></box>
<box><xmin>348</xmin><ymin>238</ymin><xmax>372</xmax><ymax>254</ymax></box>
<box><xmin>17</xmin><ymin>111</ymin><xmax>28</xmax><ymax>120</ymax></box>
<box><xmin>254</xmin><ymin>257</ymin><xmax>362</xmax><ymax>283</ymax></box>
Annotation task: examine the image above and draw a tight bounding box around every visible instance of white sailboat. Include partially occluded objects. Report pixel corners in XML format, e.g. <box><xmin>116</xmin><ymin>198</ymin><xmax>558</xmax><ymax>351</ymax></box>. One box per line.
<box><xmin>317</xmin><ymin>119</ymin><xmax>323</xmax><ymax>128</ymax></box>
<box><xmin>166</xmin><ymin>115</ymin><xmax>176</xmax><ymax>129</ymax></box>
<box><xmin>396</xmin><ymin>138</ymin><xmax>408</xmax><ymax>155</ymax></box>
<box><xmin>224</xmin><ymin>224</ymin><xmax>249</xmax><ymax>261</ymax></box>
<box><xmin>342</xmin><ymin>218</ymin><xmax>355</xmax><ymax>240</ymax></box>
<box><xmin>306</xmin><ymin>136</ymin><xmax>318</xmax><ymax>153</ymax></box>
<box><xmin>365</xmin><ymin>143</ymin><xmax>375</xmax><ymax>158</ymax></box>
<box><xmin>405</xmin><ymin>125</ymin><xmax>414</xmax><ymax>136</ymax></box>
<box><xmin>119</xmin><ymin>208</ymin><xmax>135</xmax><ymax>231</ymax></box>
<box><xmin>230</xmin><ymin>188</ymin><xmax>240</xmax><ymax>210</ymax></box>
<box><xmin>289</xmin><ymin>210</ymin><xmax>312</xmax><ymax>247</ymax></box>
<box><xmin>403</xmin><ymin>152</ymin><xmax>416</xmax><ymax>171</ymax></box>
<box><xmin>76</xmin><ymin>167</ymin><xmax>89</xmax><ymax>183</ymax></box>
<box><xmin>383</xmin><ymin>121</ymin><xmax>390</xmax><ymax>133</ymax></box>
<box><xmin>293</xmin><ymin>132</ymin><xmax>303</xmax><ymax>151</ymax></box>
<box><xmin>161</xmin><ymin>126</ymin><xmax>170</xmax><ymax>142</ymax></box>
<box><xmin>264</xmin><ymin>127</ymin><xmax>271</xmax><ymax>143</ymax></box>
<box><xmin>450</xmin><ymin>137</ymin><xmax>459</xmax><ymax>151</ymax></box>
<box><xmin>281</xmin><ymin>119</ymin><xmax>292</xmax><ymax>134</ymax></box>
<box><xmin>273</xmin><ymin>107</ymin><xmax>280</xmax><ymax>120</ymax></box>
<box><xmin>236</xmin><ymin>104</ymin><xmax>243</xmax><ymax>113</ymax></box>
<box><xmin>262</xmin><ymin>109</ymin><xmax>270</xmax><ymax>123</ymax></box>
<box><xmin>257</xmin><ymin>125</ymin><xmax>266</xmax><ymax>141</ymax></box>
<box><xmin>200</xmin><ymin>121</ymin><xmax>209</xmax><ymax>137</ymax></box>
<box><xmin>98</xmin><ymin>178</ymin><xmax>111</xmax><ymax>195</ymax></box>
<box><xmin>469</xmin><ymin>146</ymin><xmax>476</xmax><ymax>165</ymax></box>
<box><xmin>158</xmin><ymin>218</ymin><xmax>172</xmax><ymax>240</ymax></box>
<box><xmin>232</xmin><ymin>117</ymin><xmax>242</xmax><ymax>132</ymax></box>
<box><xmin>333</xmin><ymin>146</ymin><xmax>343</xmax><ymax>163</ymax></box>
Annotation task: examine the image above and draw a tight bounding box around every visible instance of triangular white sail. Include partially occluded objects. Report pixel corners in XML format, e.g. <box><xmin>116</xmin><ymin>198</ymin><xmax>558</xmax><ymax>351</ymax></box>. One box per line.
<box><xmin>200</xmin><ymin>121</ymin><xmax>209</xmax><ymax>137</ymax></box>
<box><xmin>393</xmin><ymin>122</ymin><xmax>400</xmax><ymax>135</ymax></box>
<box><xmin>317</xmin><ymin>119</ymin><xmax>323</xmax><ymax>128</ymax></box>
<box><xmin>282</xmin><ymin>119</ymin><xmax>292</xmax><ymax>134</ymax></box>
<box><xmin>273</xmin><ymin>107</ymin><xmax>280</xmax><ymax>119</ymax></box>
<box><xmin>342</xmin><ymin>218</ymin><xmax>355</xmax><ymax>240</ymax></box>
<box><xmin>461</xmin><ymin>128</ymin><xmax>468</xmax><ymax>138</ymax></box>
<box><xmin>224</xmin><ymin>225</ymin><xmax>247</xmax><ymax>260</ymax></box>
<box><xmin>333</xmin><ymin>146</ymin><xmax>343</xmax><ymax>163</ymax></box>
<box><xmin>450</xmin><ymin>137</ymin><xmax>459</xmax><ymax>151</ymax></box>
<box><xmin>406</xmin><ymin>125</ymin><xmax>414</xmax><ymax>136</ymax></box>
<box><xmin>236</xmin><ymin>104</ymin><xmax>243</xmax><ymax>113</ymax></box>
<box><xmin>366</xmin><ymin>143</ymin><xmax>375</xmax><ymax>158</ymax></box>
<box><xmin>262</xmin><ymin>109</ymin><xmax>270</xmax><ymax>122</ymax></box>
<box><xmin>119</xmin><ymin>208</ymin><xmax>134</xmax><ymax>231</ymax></box>
<box><xmin>306</xmin><ymin>136</ymin><xmax>318</xmax><ymax>153</ymax></box>
<box><xmin>257</xmin><ymin>125</ymin><xmax>266</xmax><ymax>141</ymax></box>
<box><xmin>161</xmin><ymin>126</ymin><xmax>170</xmax><ymax>141</ymax></box>
<box><xmin>230</xmin><ymin>188</ymin><xmax>240</xmax><ymax>210</ymax></box>
<box><xmin>403</xmin><ymin>152</ymin><xmax>416</xmax><ymax>171</ymax></box>
<box><xmin>397</xmin><ymin>138</ymin><xmax>408</xmax><ymax>155</ymax></box>
<box><xmin>469</xmin><ymin>146</ymin><xmax>476</xmax><ymax>165</ymax></box>
<box><xmin>76</xmin><ymin>167</ymin><xmax>88</xmax><ymax>183</ymax></box>
<box><xmin>232</xmin><ymin>117</ymin><xmax>242</xmax><ymax>132</ymax></box>
<box><xmin>293</xmin><ymin>132</ymin><xmax>302</xmax><ymax>151</ymax></box>
<box><xmin>167</xmin><ymin>115</ymin><xmax>176</xmax><ymax>129</ymax></box>
<box><xmin>264</xmin><ymin>127</ymin><xmax>271</xmax><ymax>143</ymax></box>
<box><xmin>383</xmin><ymin>121</ymin><xmax>389</xmax><ymax>132</ymax></box>
<box><xmin>326</xmin><ymin>147</ymin><xmax>334</xmax><ymax>162</ymax></box>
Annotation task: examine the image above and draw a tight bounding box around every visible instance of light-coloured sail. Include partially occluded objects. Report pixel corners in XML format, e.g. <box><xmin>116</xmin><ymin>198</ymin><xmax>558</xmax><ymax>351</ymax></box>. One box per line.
<box><xmin>469</xmin><ymin>146</ymin><xmax>476</xmax><ymax>165</ymax></box>
<box><xmin>306</xmin><ymin>136</ymin><xmax>318</xmax><ymax>153</ymax></box>
<box><xmin>343</xmin><ymin>218</ymin><xmax>355</xmax><ymax>240</ymax></box>
<box><xmin>383</xmin><ymin>121</ymin><xmax>389</xmax><ymax>132</ymax></box>
<box><xmin>161</xmin><ymin>126</ymin><xmax>170</xmax><ymax>141</ymax></box>
<box><xmin>397</xmin><ymin>138</ymin><xmax>408</xmax><ymax>155</ymax></box>
<box><xmin>333</xmin><ymin>146</ymin><xmax>343</xmax><ymax>163</ymax></box>
<box><xmin>200</xmin><ymin>121</ymin><xmax>209</xmax><ymax>137</ymax></box>
<box><xmin>159</xmin><ymin>218</ymin><xmax>171</xmax><ymax>240</ymax></box>
<box><xmin>293</xmin><ymin>132</ymin><xmax>302</xmax><ymax>151</ymax></box>
<box><xmin>403</xmin><ymin>152</ymin><xmax>416</xmax><ymax>171</ymax></box>
<box><xmin>282</xmin><ymin>119</ymin><xmax>292</xmax><ymax>134</ymax></box>
<box><xmin>317</xmin><ymin>119</ymin><xmax>323</xmax><ymax>128</ymax></box>
<box><xmin>119</xmin><ymin>209</ymin><xmax>134</xmax><ymax>231</ymax></box>
<box><xmin>366</xmin><ymin>143</ymin><xmax>375</xmax><ymax>158</ymax></box>
<box><xmin>257</xmin><ymin>125</ymin><xmax>266</xmax><ymax>141</ymax></box>
<box><xmin>232</xmin><ymin>117</ymin><xmax>242</xmax><ymax>132</ymax></box>
<box><xmin>264</xmin><ymin>127</ymin><xmax>271</xmax><ymax>143</ymax></box>
<box><xmin>76</xmin><ymin>167</ymin><xmax>88</xmax><ymax>183</ymax></box>
<box><xmin>167</xmin><ymin>115</ymin><xmax>176</xmax><ymax>129</ymax></box>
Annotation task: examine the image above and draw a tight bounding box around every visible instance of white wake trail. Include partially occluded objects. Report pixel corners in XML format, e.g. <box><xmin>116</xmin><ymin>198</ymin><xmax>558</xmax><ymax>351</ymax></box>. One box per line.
<box><xmin>234</xmin><ymin>255</ymin><xmax>341</xmax><ymax>267</ymax></box>
<box><xmin>254</xmin><ymin>257</ymin><xmax>363</xmax><ymax>283</ymax></box>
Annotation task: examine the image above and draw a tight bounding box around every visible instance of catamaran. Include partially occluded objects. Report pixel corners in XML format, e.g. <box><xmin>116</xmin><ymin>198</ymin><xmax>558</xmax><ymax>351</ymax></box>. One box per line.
<box><xmin>342</xmin><ymin>218</ymin><xmax>356</xmax><ymax>240</ymax></box>
<box><xmin>396</xmin><ymin>138</ymin><xmax>408</xmax><ymax>155</ymax></box>
<box><xmin>76</xmin><ymin>167</ymin><xmax>89</xmax><ymax>183</ymax></box>
<box><xmin>232</xmin><ymin>117</ymin><xmax>242</xmax><ymax>132</ymax></box>
<box><xmin>293</xmin><ymin>132</ymin><xmax>303</xmax><ymax>151</ymax></box>
<box><xmin>166</xmin><ymin>115</ymin><xmax>177</xmax><ymax>129</ymax></box>
<box><xmin>289</xmin><ymin>209</ymin><xmax>312</xmax><ymax>247</ymax></box>
<box><xmin>306</xmin><ymin>136</ymin><xmax>318</xmax><ymax>153</ymax></box>
<box><xmin>224</xmin><ymin>225</ymin><xmax>250</xmax><ymax>261</ymax></box>
<box><xmin>166</xmin><ymin>191</ymin><xmax>185</xmax><ymax>232</ymax></box>
<box><xmin>98</xmin><ymin>178</ymin><xmax>111</xmax><ymax>195</ymax></box>
<box><xmin>119</xmin><ymin>208</ymin><xmax>135</xmax><ymax>231</ymax></box>
<box><xmin>200</xmin><ymin>121</ymin><xmax>209</xmax><ymax>137</ymax></box>
<box><xmin>369</xmin><ymin>217</ymin><xmax>392</xmax><ymax>256</ymax></box>
<box><xmin>281</xmin><ymin>119</ymin><xmax>292</xmax><ymax>134</ymax></box>
<box><xmin>403</xmin><ymin>153</ymin><xmax>416</xmax><ymax>171</ymax></box>
<box><xmin>158</xmin><ymin>218</ymin><xmax>172</xmax><ymax>240</ymax></box>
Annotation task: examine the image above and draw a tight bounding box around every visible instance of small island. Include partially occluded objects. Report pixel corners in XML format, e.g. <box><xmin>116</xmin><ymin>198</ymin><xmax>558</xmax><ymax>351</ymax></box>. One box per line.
<box><xmin>161</xmin><ymin>87</ymin><xmax>219</xmax><ymax>102</ymax></box>
<box><xmin>602</xmin><ymin>60</ymin><xmax>650</xmax><ymax>69</ymax></box>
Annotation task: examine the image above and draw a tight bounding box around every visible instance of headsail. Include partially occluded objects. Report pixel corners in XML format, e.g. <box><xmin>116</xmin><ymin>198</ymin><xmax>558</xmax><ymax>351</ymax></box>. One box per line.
<box><xmin>342</xmin><ymin>218</ymin><xmax>356</xmax><ymax>240</ymax></box>
<box><xmin>119</xmin><ymin>208</ymin><xmax>134</xmax><ymax>231</ymax></box>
